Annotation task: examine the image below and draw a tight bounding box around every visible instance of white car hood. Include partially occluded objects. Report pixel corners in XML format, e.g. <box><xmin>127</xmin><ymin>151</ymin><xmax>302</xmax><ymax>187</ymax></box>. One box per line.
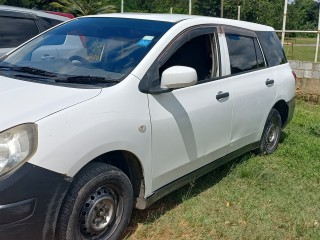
<box><xmin>0</xmin><ymin>76</ymin><xmax>101</xmax><ymax>131</ymax></box>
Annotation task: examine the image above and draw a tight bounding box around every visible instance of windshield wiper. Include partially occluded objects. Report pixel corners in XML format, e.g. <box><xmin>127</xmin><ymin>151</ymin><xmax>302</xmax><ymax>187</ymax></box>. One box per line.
<box><xmin>0</xmin><ymin>66</ymin><xmax>56</xmax><ymax>77</ymax></box>
<box><xmin>12</xmin><ymin>66</ymin><xmax>57</xmax><ymax>77</ymax></box>
<box><xmin>55</xmin><ymin>75</ymin><xmax>120</xmax><ymax>84</ymax></box>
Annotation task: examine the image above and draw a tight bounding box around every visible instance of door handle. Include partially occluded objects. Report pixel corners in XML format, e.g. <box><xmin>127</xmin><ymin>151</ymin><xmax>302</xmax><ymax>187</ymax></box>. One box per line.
<box><xmin>216</xmin><ymin>91</ymin><xmax>229</xmax><ymax>101</ymax></box>
<box><xmin>266</xmin><ymin>79</ymin><xmax>274</xmax><ymax>87</ymax></box>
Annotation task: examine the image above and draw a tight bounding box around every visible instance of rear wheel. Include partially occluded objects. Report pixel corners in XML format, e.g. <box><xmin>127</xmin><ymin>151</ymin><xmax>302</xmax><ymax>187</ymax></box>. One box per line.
<box><xmin>256</xmin><ymin>109</ymin><xmax>282</xmax><ymax>155</ymax></box>
<box><xmin>56</xmin><ymin>162</ymin><xmax>133</xmax><ymax>240</ymax></box>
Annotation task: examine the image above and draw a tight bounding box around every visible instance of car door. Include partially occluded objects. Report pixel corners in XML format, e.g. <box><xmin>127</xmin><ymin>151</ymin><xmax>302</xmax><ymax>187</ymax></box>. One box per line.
<box><xmin>145</xmin><ymin>27</ymin><xmax>234</xmax><ymax>191</ymax></box>
<box><xmin>222</xmin><ymin>27</ymin><xmax>277</xmax><ymax>152</ymax></box>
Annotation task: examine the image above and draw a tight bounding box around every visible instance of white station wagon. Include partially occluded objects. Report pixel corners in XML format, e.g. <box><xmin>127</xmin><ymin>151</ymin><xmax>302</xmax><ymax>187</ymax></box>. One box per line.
<box><xmin>0</xmin><ymin>14</ymin><xmax>295</xmax><ymax>240</ymax></box>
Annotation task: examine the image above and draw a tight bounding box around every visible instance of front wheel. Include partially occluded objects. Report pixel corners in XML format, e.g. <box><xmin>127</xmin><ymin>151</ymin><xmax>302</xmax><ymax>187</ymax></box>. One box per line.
<box><xmin>256</xmin><ymin>109</ymin><xmax>282</xmax><ymax>155</ymax></box>
<box><xmin>56</xmin><ymin>162</ymin><xmax>133</xmax><ymax>240</ymax></box>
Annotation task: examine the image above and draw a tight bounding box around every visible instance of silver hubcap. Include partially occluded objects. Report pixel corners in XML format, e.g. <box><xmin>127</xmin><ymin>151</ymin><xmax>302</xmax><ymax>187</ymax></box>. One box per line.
<box><xmin>88</xmin><ymin>197</ymin><xmax>115</xmax><ymax>231</ymax></box>
<box><xmin>268</xmin><ymin>126</ymin><xmax>276</xmax><ymax>143</ymax></box>
<box><xmin>80</xmin><ymin>188</ymin><xmax>117</xmax><ymax>237</ymax></box>
<box><xmin>266</xmin><ymin>121</ymin><xmax>280</xmax><ymax>151</ymax></box>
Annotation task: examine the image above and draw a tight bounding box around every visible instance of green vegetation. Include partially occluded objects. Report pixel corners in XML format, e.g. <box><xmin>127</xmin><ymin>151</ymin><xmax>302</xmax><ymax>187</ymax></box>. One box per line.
<box><xmin>282</xmin><ymin>37</ymin><xmax>319</xmax><ymax>62</ymax></box>
<box><xmin>285</xmin><ymin>45</ymin><xmax>317</xmax><ymax>62</ymax></box>
<box><xmin>288</xmin><ymin>37</ymin><xmax>317</xmax><ymax>45</ymax></box>
<box><xmin>50</xmin><ymin>0</ymin><xmax>116</xmax><ymax>15</ymax></box>
<box><xmin>126</xmin><ymin>100</ymin><xmax>320</xmax><ymax>239</ymax></box>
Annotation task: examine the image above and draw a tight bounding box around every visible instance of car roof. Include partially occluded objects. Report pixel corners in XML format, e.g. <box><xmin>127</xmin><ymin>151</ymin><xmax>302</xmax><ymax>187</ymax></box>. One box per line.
<box><xmin>87</xmin><ymin>13</ymin><xmax>274</xmax><ymax>32</ymax></box>
<box><xmin>0</xmin><ymin>5</ymin><xmax>70</xmax><ymax>21</ymax></box>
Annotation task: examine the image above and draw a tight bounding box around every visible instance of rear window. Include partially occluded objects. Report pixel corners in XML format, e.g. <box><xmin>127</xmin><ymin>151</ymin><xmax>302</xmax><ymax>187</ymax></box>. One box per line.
<box><xmin>256</xmin><ymin>31</ymin><xmax>287</xmax><ymax>67</ymax></box>
<box><xmin>0</xmin><ymin>16</ymin><xmax>39</xmax><ymax>48</ymax></box>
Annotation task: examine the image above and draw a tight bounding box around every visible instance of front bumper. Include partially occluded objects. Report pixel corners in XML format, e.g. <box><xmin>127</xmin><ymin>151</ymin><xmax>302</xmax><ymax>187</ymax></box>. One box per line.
<box><xmin>0</xmin><ymin>163</ymin><xmax>71</xmax><ymax>240</ymax></box>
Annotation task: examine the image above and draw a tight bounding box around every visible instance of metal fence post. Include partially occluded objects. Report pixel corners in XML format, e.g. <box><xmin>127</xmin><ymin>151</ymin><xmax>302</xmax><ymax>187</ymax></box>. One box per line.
<box><xmin>221</xmin><ymin>0</ymin><xmax>224</xmax><ymax>18</ymax></box>
<box><xmin>315</xmin><ymin>1</ymin><xmax>320</xmax><ymax>63</ymax></box>
<box><xmin>121</xmin><ymin>0</ymin><xmax>124</xmax><ymax>13</ymax></box>
<box><xmin>281</xmin><ymin>0</ymin><xmax>288</xmax><ymax>46</ymax></box>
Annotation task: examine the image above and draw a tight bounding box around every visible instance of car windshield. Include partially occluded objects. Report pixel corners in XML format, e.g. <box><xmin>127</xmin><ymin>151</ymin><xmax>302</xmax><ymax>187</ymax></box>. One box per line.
<box><xmin>0</xmin><ymin>17</ymin><xmax>174</xmax><ymax>86</ymax></box>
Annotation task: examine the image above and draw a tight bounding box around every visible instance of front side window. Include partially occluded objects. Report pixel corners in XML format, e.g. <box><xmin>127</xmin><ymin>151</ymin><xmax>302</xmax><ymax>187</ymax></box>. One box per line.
<box><xmin>0</xmin><ymin>17</ymin><xmax>39</xmax><ymax>48</ymax></box>
<box><xmin>160</xmin><ymin>33</ymin><xmax>219</xmax><ymax>82</ymax></box>
<box><xmin>226</xmin><ymin>34</ymin><xmax>258</xmax><ymax>74</ymax></box>
<box><xmin>0</xmin><ymin>18</ymin><xmax>174</xmax><ymax>86</ymax></box>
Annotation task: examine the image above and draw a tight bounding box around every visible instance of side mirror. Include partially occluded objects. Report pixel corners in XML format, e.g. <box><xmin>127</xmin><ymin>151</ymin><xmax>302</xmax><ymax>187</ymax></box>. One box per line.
<box><xmin>160</xmin><ymin>66</ymin><xmax>197</xmax><ymax>89</ymax></box>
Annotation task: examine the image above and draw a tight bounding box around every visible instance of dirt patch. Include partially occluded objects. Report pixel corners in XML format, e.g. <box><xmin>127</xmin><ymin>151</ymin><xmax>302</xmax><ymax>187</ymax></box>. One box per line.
<box><xmin>296</xmin><ymin>87</ymin><xmax>320</xmax><ymax>104</ymax></box>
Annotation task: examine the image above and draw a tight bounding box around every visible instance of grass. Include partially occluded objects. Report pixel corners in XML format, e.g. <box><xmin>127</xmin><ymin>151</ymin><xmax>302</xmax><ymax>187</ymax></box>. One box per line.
<box><xmin>125</xmin><ymin>100</ymin><xmax>320</xmax><ymax>240</ymax></box>
<box><xmin>284</xmin><ymin>46</ymin><xmax>317</xmax><ymax>62</ymax></box>
<box><xmin>282</xmin><ymin>37</ymin><xmax>318</xmax><ymax>62</ymax></box>
<box><xmin>286</xmin><ymin>37</ymin><xmax>317</xmax><ymax>45</ymax></box>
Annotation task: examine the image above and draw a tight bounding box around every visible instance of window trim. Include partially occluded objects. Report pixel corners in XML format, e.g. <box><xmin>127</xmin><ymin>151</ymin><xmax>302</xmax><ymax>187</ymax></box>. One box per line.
<box><xmin>253</xmin><ymin>37</ymin><xmax>267</xmax><ymax>68</ymax></box>
<box><xmin>223</xmin><ymin>25</ymin><xmax>257</xmax><ymax>38</ymax></box>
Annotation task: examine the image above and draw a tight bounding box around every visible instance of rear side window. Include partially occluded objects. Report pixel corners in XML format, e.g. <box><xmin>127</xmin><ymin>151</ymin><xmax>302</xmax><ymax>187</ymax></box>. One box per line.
<box><xmin>0</xmin><ymin>16</ymin><xmax>39</xmax><ymax>48</ymax></box>
<box><xmin>226</xmin><ymin>34</ymin><xmax>258</xmax><ymax>74</ymax></box>
<box><xmin>256</xmin><ymin>31</ymin><xmax>287</xmax><ymax>67</ymax></box>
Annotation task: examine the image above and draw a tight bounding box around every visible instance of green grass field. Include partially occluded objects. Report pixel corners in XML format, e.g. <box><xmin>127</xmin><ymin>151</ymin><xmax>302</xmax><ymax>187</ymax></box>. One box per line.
<box><xmin>286</xmin><ymin>37</ymin><xmax>317</xmax><ymax>45</ymax></box>
<box><xmin>285</xmin><ymin>46</ymin><xmax>317</xmax><ymax>62</ymax></box>
<box><xmin>282</xmin><ymin>37</ymin><xmax>318</xmax><ymax>62</ymax></box>
<box><xmin>126</xmin><ymin>100</ymin><xmax>320</xmax><ymax>239</ymax></box>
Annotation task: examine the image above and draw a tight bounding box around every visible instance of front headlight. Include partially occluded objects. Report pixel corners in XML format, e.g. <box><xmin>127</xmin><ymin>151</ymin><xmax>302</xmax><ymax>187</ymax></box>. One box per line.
<box><xmin>0</xmin><ymin>123</ymin><xmax>37</xmax><ymax>177</ymax></box>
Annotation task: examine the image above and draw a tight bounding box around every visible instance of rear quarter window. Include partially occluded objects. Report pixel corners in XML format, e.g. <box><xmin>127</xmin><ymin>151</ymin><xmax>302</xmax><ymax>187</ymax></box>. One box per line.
<box><xmin>256</xmin><ymin>31</ymin><xmax>287</xmax><ymax>67</ymax></box>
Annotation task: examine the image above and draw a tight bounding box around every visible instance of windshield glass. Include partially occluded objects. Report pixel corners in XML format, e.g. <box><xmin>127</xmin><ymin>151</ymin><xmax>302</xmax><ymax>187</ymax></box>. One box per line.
<box><xmin>0</xmin><ymin>17</ymin><xmax>174</xmax><ymax>86</ymax></box>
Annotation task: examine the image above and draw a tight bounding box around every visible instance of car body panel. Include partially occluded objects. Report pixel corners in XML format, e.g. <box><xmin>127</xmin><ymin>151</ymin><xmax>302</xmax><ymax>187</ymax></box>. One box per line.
<box><xmin>27</xmin><ymin>74</ymin><xmax>154</xmax><ymax>196</ymax></box>
<box><xmin>148</xmin><ymin>78</ymin><xmax>234</xmax><ymax>191</ymax></box>
<box><xmin>0</xmin><ymin>76</ymin><xmax>101</xmax><ymax>132</ymax></box>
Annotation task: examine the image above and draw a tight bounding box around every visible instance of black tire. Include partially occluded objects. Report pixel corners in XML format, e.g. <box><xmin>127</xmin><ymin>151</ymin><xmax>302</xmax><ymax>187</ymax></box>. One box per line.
<box><xmin>55</xmin><ymin>162</ymin><xmax>133</xmax><ymax>240</ymax></box>
<box><xmin>256</xmin><ymin>109</ymin><xmax>282</xmax><ymax>155</ymax></box>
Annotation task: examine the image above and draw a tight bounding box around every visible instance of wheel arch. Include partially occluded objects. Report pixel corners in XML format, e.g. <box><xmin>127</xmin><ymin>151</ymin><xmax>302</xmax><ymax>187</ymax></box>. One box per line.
<box><xmin>272</xmin><ymin>99</ymin><xmax>289</xmax><ymax>128</ymax></box>
<box><xmin>71</xmin><ymin>150</ymin><xmax>145</xmax><ymax>208</ymax></box>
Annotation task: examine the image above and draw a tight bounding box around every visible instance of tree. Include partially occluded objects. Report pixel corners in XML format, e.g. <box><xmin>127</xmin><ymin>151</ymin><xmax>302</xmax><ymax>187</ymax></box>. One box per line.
<box><xmin>288</xmin><ymin>0</ymin><xmax>318</xmax><ymax>30</ymax></box>
<box><xmin>2</xmin><ymin>0</ymin><xmax>51</xmax><ymax>9</ymax></box>
<box><xmin>50</xmin><ymin>0</ymin><xmax>116</xmax><ymax>16</ymax></box>
<box><xmin>195</xmin><ymin>0</ymin><xmax>221</xmax><ymax>17</ymax></box>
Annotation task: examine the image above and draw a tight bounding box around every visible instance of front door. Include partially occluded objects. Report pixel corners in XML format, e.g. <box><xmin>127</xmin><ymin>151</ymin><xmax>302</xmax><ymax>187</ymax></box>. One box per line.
<box><xmin>148</xmin><ymin>30</ymin><xmax>233</xmax><ymax>191</ymax></box>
